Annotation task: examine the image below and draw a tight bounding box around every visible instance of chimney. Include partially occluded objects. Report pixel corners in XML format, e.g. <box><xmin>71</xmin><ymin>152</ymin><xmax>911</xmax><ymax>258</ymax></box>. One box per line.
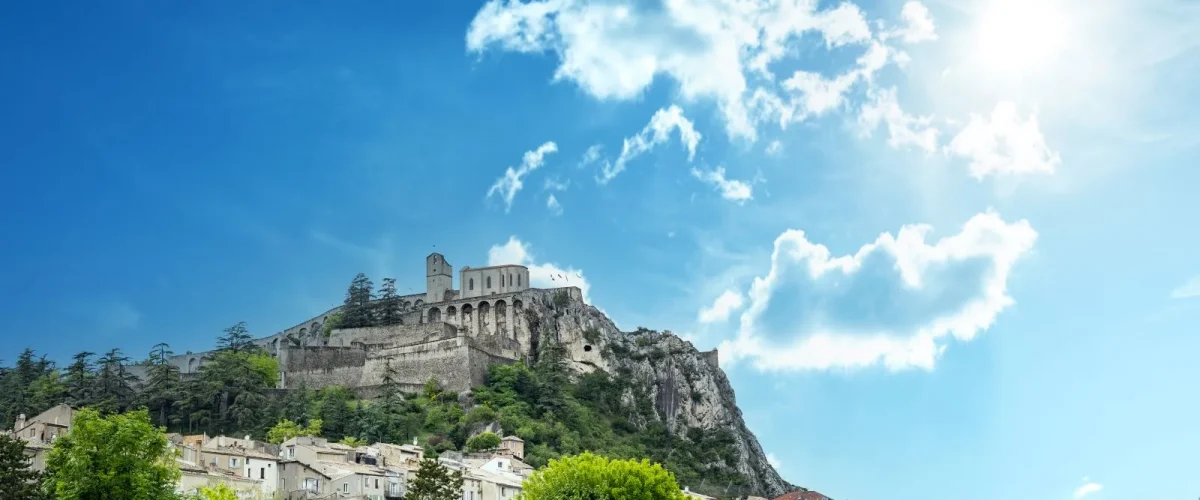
<box><xmin>14</xmin><ymin>413</ymin><xmax>26</xmax><ymax>432</ymax></box>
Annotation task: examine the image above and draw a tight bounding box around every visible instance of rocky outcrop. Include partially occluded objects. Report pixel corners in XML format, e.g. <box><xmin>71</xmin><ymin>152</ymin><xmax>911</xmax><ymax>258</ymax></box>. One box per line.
<box><xmin>519</xmin><ymin>291</ymin><xmax>794</xmax><ymax>498</ymax></box>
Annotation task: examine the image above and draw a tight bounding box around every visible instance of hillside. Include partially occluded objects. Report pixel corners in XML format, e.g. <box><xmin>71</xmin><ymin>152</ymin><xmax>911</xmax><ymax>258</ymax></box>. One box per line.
<box><xmin>0</xmin><ymin>290</ymin><xmax>793</xmax><ymax>499</ymax></box>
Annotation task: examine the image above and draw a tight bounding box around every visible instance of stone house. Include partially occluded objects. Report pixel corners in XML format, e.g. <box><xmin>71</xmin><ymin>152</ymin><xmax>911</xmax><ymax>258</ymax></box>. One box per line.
<box><xmin>278</xmin><ymin>436</ymin><xmax>400</xmax><ymax>499</ymax></box>
<box><xmin>9</xmin><ymin>403</ymin><xmax>75</xmax><ymax>471</ymax></box>
<box><xmin>497</xmin><ymin>435</ymin><xmax>524</xmax><ymax>461</ymax></box>
<box><xmin>176</xmin><ymin>459</ymin><xmax>264</xmax><ymax>499</ymax></box>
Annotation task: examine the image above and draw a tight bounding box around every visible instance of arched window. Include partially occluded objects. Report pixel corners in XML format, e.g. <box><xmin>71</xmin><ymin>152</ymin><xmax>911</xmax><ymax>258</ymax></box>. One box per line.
<box><xmin>486</xmin><ymin>276</ymin><xmax>492</xmax><ymax>288</ymax></box>
<box><xmin>508</xmin><ymin>274</ymin><xmax>512</xmax><ymax>286</ymax></box>
<box><xmin>517</xmin><ymin>274</ymin><xmax>521</xmax><ymax>286</ymax></box>
<box><xmin>469</xmin><ymin>278</ymin><xmax>474</xmax><ymax>290</ymax></box>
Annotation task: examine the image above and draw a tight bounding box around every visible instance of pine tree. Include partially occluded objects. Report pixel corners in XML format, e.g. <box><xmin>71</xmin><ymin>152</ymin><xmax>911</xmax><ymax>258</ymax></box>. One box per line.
<box><xmin>377</xmin><ymin>277</ymin><xmax>401</xmax><ymax>325</ymax></box>
<box><xmin>63</xmin><ymin>351</ymin><xmax>95</xmax><ymax>406</ymax></box>
<box><xmin>534</xmin><ymin>335</ymin><xmax>570</xmax><ymax>418</ymax></box>
<box><xmin>0</xmin><ymin>434</ymin><xmax>43</xmax><ymax>500</ymax></box>
<box><xmin>94</xmin><ymin>349</ymin><xmax>136</xmax><ymax>414</ymax></box>
<box><xmin>217</xmin><ymin>321</ymin><xmax>254</xmax><ymax>353</ymax></box>
<box><xmin>407</xmin><ymin>458</ymin><xmax>465</xmax><ymax>500</ymax></box>
<box><xmin>342</xmin><ymin>273</ymin><xmax>375</xmax><ymax>328</ymax></box>
<box><xmin>143</xmin><ymin>343</ymin><xmax>181</xmax><ymax>428</ymax></box>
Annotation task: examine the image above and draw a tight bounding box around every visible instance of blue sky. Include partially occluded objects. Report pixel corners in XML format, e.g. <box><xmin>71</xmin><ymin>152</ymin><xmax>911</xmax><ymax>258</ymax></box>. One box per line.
<box><xmin>2</xmin><ymin>0</ymin><xmax>1198</xmax><ymax>498</ymax></box>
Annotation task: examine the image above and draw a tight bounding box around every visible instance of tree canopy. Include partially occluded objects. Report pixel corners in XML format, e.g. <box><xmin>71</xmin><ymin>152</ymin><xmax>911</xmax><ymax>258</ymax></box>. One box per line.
<box><xmin>41</xmin><ymin>408</ymin><xmax>180</xmax><ymax>500</ymax></box>
<box><xmin>407</xmin><ymin>457</ymin><xmax>464</xmax><ymax>500</ymax></box>
<box><xmin>520</xmin><ymin>452</ymin><xmax>688</xmax><ymax>500</ymax></box>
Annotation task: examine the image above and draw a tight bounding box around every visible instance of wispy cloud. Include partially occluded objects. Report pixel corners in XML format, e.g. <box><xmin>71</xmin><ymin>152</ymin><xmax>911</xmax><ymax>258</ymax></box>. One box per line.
<box><xmin>691</xmin><ymin>166</ymin><xmax>754</xmax><ymax>204</ymax></box>
<box><xmin>1169</xmin><ymin>274</ymin><xmax>1200</xmax><ymax>299</ymax></box>
<box><xmin>1073</xmin><ymin>478</ymin><xmax>1103</xmax><ymax>499</ymax></box>
<box><xmin>547</xmin><ymin>194</ymin><xmax>563</xmax><ymax>216</ymax></box>
<box><xmin>486</xmin><ymin>141</ymin><xmax>559</xmax><ymax>212</ymax></box>
<box><xmin>578</xmin><ymin>144</ymin><xmax>602</xmax><ymax>168</ymax></box>
<box><xmin>601</xmin><ymin>105</ymin><xmax>701</xmax><ymax>184</ymax></box>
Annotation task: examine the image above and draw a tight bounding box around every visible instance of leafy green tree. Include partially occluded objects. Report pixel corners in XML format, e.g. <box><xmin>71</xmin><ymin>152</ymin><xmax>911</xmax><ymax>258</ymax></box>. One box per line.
<box><xmin>466</xmin><ymin>431</ymin><xmax>501</xmax><ymax>452</ymax></box>
<box><xmin>376</xmin><ymin>277</ymin><xmax>402</xmax><ymax>326</ymax></box>
<box><xmin>195</xmin><ymin>483</ymin><xmax>239</xmax><ymax>500</ymax></box>
<box><xmin>0</xmin><ymin>434</ymin><xmax>43</xmax><ymax>500</ymax></box>
<box><xmin>266</xmin><ymin>418</ymin><xmax>323</xmax><ymax>444</ymax></box>
<box><xmin>407</xmin><ymin>457</ymin><xmax>464</xmax><ymax>500</ymax></box>
<box><xmin>316</xmin><ymin>386</ymin><xmax>355</xmax><ymax>440</ymax></box>
<box><xmin>42</xmin><ymin>408</ymin><xmax>180</xmax><ymax>500</ymax></box>
<box><xmin>521</xmin><ymin>452</ymin><xmax>688</xmax><ymax>500</ymax></box>
<box><xmin>27</xmin><ymin>370</ymin><xmax>68</xmax><ymax>416</ymax></box>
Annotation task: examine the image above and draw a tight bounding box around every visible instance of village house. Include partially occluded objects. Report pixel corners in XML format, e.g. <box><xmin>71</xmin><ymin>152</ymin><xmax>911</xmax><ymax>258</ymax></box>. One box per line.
<box><xmin>278</xmin><ymin>436</ymin><xmax>401</xmax><ymax>499</ymax></box>
<box><xmin>8</xmin><ymin>403</ymin><xmax>75</xmax><ymax>471</ymax></box>
<box><xmin>176</xmin><ymin>459</ymin><xmax>264</xmax><ymax>499</ymax></box>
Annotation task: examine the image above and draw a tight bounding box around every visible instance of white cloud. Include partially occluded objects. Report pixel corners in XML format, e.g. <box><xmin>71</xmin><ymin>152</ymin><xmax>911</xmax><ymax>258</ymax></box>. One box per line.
<box><xmin>946</xmin><ymin>102</ymin><xmax>1061</xmax><ymax>179</ymax></box>
<box><xmin>488</xmin><ymin>236</ymin><xmax>592</xmax><ymax>303</ymax></box>
<box><xmin>544</xmin><ymin>177</ymin><xmax>570</xmax><ymax>191</ymax></box>
<box><xmin>718</xmin><ymin>210</ymin><xmax>1037</xmax><ymax>371</ymax></box>
<box><xmin>1169</xmin><ymin>274</ymin><xmax>1200</xmax><ymax>299</ymax></box>
<box><xmin>1074</xmin><ymin>478</ymin><xmax>1103</xmax><ymax>499</ymax></box>
<box><xmin>699</xmin><ymin>289</ymin><xmax>746</xmax><ymax>323</ymax></box>
<box><xmin>691</xmin><ymin>166</ymin><xmax>754</xmax><ymax>204</ymax></box>
<box><xmin>467</xmin><ymin>0</ymin><xmax>898</xmax><ymax>140</ymax></box>
<box><xmin>547</xmin><ymin>194</ymin><xmax>563</xmax><ymax>215</ymax></box>
<box><xmin>486</xmin><ymin>141</ymin><xmax>559</xmax><ymax>212</ymax></box>
<box><xmin>578</xmin><ymin>144</ymin><xmax>602</xmax><ymax>169</ymax></box>
<box><xmin>600</xmin><ymin>105</ymin><xmax>701</xmax><ymax>183</ymax></box>
<box><xmin>858</xmin><ymin>87</ymin><xmax>939</xmax><ymax>153</ymax></box>
<box><xmin>765</xmin><ymin>140</ymin><xmax>783</xmax><ymax>156</ymax></box>
<box><xmin>886</xmin><ymin>1</ymin><xmax>937</xmax><ymax>44</ymax></box>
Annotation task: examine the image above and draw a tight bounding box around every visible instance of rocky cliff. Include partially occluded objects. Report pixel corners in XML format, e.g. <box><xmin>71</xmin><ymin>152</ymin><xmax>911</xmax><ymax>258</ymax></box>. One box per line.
<box><xmin>519</xmin><ymin>291</ymin><xmax>793</xmax><ymax>498</ymax></box>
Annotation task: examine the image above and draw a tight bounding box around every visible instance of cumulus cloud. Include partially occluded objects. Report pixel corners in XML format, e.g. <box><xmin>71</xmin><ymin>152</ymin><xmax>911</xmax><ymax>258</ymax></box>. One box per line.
<box><xmin>691</xmin><ymin>166</ymin><xmax>754</xmax><ymax>204</ymax></box>
<box><xmin>858</xmin><ymin>87</ymin><xmax>939</xmax><ymax>153</ymax></box>
<box><xmin>1169</xmin><ymin>274</ymin><xmax>1200</xmax><ymax>299</ymax></box>
<box><xmin>1073</xmin><ymin>478</ymin><xmax>1103</xmax><ymax>499</ymax></box>
<box><xmin>467</xmin><ymin>0</ymin><xmax>924</xmax><ymax>140</ymax></box>
<box><xmin>886</xmin><ymin>1</ymin><xmax>938</xmax><ymax>44</ymax></box>
<box><xmin>488</xmin><ymin>236</ymin><xmax>592</xmax><ymax>303</ymax></box>
<box><xmin>765</xmin><ymin>140</ymin><xmax>783</xmax><ymax>156</ymax></box>
<box><xmin>547</xmin><ymin>194</ymin><xmax>563</xmax><ymax>215</ymax></box>
<box><xmin>946</xmin><ymin>102</ymin><xmax>1060</xmax><ymax>179</ymax></box>
<box><xmin>600</xmin><ymin>105</ymin><xmax>701</xmax><ymax>183</ymax></box>
<box><xmin>699</xmin><ymin>289</ymin><xmax>746</xmax><ymax>323</ymax></box>
<box><xmin>718</xmin><ymin>210</ymin><xmax>1037</xmax><ymax>371</ymax></box>
<box><xmin>486</xmin><ymin>141</ymin><xmax>560</xmax><ymax>212</ymax></box>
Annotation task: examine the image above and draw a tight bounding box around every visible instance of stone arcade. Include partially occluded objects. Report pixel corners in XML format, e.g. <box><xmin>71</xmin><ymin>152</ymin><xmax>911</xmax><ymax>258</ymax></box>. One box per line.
<box><xmin>167</xmin><ymin>253</ymin><xmax>584</xmax><ymax>393</ymax></box>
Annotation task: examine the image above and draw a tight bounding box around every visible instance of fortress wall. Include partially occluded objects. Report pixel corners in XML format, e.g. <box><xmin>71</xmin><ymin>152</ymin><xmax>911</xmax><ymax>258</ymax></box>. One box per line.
<box><xmin>326</xmin><ymin>322</ymin><xmax>456</xmax><ymax>348</ymax></box>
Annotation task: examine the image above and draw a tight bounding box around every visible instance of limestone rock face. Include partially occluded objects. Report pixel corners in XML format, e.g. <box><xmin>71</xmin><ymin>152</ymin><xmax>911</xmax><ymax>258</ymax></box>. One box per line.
<box><xmin>521</xmin><ymin>291</ymin><xmax>793</xmax><ymax>498</ymax></box>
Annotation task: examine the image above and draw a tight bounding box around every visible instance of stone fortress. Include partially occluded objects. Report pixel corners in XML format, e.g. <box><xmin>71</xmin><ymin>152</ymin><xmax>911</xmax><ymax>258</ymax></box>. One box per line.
<box><xmin>167</xmin><ymin>252</ymin><xmax>591</xmax><ymax>393</ymax></box>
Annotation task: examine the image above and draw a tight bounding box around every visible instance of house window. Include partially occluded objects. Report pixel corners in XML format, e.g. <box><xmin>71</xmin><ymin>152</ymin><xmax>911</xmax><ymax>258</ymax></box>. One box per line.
<box><xmin>288</xmin><ymin>447</ymin><xmax>295</xmax><ymax>458</ymax></box>
<box><xmin>517</xmin><ymin>275</ymin><xmax>521</xmax><ymax>286</ymax></box>
<box><xmin>486</xmin><ymin>276</ymin><xmax>492</xmax><ymax>288</ymax></box>
<box><xmin>343</xmin><ymin>483</ymin><xmax>349</xmax><ymax>493</ymax></box>
<box><xmin>229</xmin><ymin>458</ymin><xmax>239</xmax><ymax>468</ymax></box>
<box><xmin>365</xmin><ymin>477</ymin><xmax>370</xmax><ymax>488</ymax></box>
<box><xmin>508</xmin><ymin>274</ymin><xmax>512</xmax><ymax>286</ymax></box>
<box><xmin>260</xmin><ymin>468</ymin><xmax>265</xmax><ymax>479</ymax></box>
<box><xmin>469</xmin><ymin>278</ymin><xmax>474</xmax><ymax>290</ymax></box>
<box><xmin>375</xmin><ymin>479</ymin><xmax>379</xmax><ymax>489</ymax></box>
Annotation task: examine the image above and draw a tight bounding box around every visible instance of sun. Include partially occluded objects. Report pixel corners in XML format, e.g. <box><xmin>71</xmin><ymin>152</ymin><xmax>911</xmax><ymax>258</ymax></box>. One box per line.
<box><xmin>975</xmin><ymin>0</ymin><xmax>1067</xmax><ymax>74</ymax></box>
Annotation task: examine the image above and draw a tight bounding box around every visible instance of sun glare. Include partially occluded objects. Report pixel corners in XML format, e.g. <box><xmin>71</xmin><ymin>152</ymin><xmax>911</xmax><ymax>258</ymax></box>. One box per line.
<box><xmin>976</xmin><ymin>0</ymin><xmax>1066</xmax><ymax>73</ymax></box>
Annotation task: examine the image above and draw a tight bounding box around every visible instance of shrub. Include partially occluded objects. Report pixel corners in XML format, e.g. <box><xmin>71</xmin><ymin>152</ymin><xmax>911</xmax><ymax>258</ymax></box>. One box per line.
<box><xmin>466</xmin><ymin>431</ymin><xmax>502</xmax><ymax>452</ymax></box>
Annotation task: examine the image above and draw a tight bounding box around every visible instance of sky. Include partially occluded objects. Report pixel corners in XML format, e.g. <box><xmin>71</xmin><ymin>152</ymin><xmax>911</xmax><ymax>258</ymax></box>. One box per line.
<box><xmin>1</xmin><ymin>0</ymin><xmax>1198</xmax><ymax>498</ymax></box>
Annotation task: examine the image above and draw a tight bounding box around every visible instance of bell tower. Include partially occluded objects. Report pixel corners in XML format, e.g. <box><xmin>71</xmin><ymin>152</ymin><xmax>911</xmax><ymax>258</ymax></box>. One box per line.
<box><xmin>426</xmin><ymin>253</ymin><xmax>453</xmax><ymax>304</ymax></box>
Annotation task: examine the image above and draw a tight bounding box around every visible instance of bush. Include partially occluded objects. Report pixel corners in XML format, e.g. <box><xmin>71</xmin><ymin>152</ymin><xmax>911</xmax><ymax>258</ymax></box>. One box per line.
<box><xmin>466</xmin><ymin>431</ymin><xmax>502</xmax><ymax>452</ymax></box>
<box><xmin>582</xmin><ymin>327</ymin><xmax>602</xmax><ymax>344</ymax></box>
<box><xmin>521</xmin><ymin>452</ymin><xmax>688</xmax><ymax>500</ymax></box>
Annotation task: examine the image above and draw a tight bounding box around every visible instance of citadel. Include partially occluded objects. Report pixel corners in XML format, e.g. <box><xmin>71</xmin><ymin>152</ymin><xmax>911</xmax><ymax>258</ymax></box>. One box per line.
<box><xmin>165</xmin><ymin>252</ymin><xmax>598</xmax><ymax>393</ymax></box>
